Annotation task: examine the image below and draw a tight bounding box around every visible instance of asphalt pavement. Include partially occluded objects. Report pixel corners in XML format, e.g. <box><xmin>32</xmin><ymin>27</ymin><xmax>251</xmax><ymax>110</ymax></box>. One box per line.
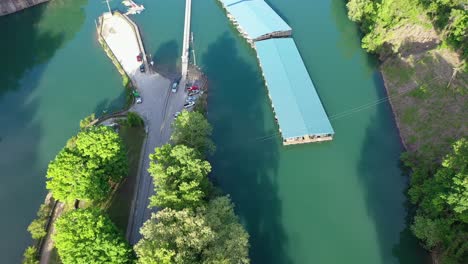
<box><xmin>126</xmin><ymin>71</ymin><xmax>187</xmax><ymax>245</ymax></box>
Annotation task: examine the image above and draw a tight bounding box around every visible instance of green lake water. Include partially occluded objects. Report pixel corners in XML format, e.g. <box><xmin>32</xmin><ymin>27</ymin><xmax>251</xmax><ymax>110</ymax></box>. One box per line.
<box><xmin>0</xmin><ymin>0</ymin><xmax>429</xmax><ymax>263</ymax></box>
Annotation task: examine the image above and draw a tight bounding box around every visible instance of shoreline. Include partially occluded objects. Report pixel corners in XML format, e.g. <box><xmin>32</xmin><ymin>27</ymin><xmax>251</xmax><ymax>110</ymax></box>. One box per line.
<box><xmin>380</xmin><ymin>69</ymin><xmax>409</xmax><ymax>152</ymax></box>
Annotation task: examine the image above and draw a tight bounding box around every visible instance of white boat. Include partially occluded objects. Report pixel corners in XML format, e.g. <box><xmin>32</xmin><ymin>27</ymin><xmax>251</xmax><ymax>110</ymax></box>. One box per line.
<box><xmin>122</xmin><ymin>0</ymin><xmax>145</xmax><ymax>15</ymax></box>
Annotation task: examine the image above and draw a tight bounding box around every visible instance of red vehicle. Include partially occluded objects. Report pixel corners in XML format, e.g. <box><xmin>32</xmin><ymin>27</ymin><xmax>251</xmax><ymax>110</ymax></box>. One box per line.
<box><xmin>187</xmin><ymin>85</ymin><xmax>199</xmax><ymax>91</ymax></box>
<box><xmin>136</xmin><ymin>53</ymin><xmax>143</xmax><ymax>62</ymax></box>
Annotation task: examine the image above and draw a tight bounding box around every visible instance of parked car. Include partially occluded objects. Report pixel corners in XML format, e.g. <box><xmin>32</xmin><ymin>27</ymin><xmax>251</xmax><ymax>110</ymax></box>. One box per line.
<box><xmin>187</xmin><ymin>85</ymin><xmax>199</xmax><ymax>92</ymax></box>
<box><xmin>136</xmin><ymin>96</ymin><xmax>142</xmax><ymax>104</ymax></box>
<box><xmin>184</xmin><ymin>101</ymin><xmax>195</xmax><ymax>109</ymax></box>
<box><xmin>171</xmin><ymin>82</ymin><xmax>178</xmax><ymax>93</ymax></box>
<box><xmin>185</xmin><ymin>96</ymin><xmax>196</xmax><ymax>103</ymax></box>
<box><xmin>136</xmin><ymin>53</ymin><xmax>143</xmax><ymax>62</ymax></box>
<box><xmin>174</xmin><ymin>111</ymin><xmax>181</xmax><ymax>118</ymax></box>
<box><xmin>139</xmin><ymin>64</ymin><xmax>145</xmax><ymax>73</ymax></box>
<box><xmin>188</xmin><ymin>89</ymin><xmax>200</xmax><ymax>96</ymax></box>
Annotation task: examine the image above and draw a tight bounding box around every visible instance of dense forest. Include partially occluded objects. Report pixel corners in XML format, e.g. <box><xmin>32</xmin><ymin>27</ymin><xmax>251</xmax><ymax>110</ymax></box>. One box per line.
<box><xmin>347</xmin><ymin>1</ymin><xmax>467</xmax><ymax>263</ymax></box>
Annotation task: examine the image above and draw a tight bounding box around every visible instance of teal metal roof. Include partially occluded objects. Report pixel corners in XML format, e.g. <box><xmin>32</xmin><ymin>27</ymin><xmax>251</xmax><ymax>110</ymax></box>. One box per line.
<box><xmin>255</xmin><ymin>38</ymin><xmax>334</xmax><ymax>139</ymax></box>
<box><xmin>219</xmin><ymin>0</ymin><xmax>291</xmax><ymax>40</ymax></box>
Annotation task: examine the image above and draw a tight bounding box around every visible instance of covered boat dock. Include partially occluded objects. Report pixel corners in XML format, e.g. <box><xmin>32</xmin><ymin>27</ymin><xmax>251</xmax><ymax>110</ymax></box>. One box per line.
<box><xmin>256</xmin><ymin>38</ymin><xmax>334</xmax><ymax>145</ymax></box>
<box><xmin>217</xmin><ymin>0</ymin><xmax>334</xmax><ymax>145</ymax></box>
<box><xmin>217</xmin><ymin>0</ymin><xmax>292</xmax><ymax>43</ymax></box>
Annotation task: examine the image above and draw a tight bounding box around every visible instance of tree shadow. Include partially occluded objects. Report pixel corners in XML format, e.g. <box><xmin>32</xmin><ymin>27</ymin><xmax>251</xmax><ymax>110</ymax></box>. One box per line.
<box><xmin>153</xmin><ymin>40</ymin><xmax>180</xmax><ymax>79</ymax></box>
<box><xmin>356</xmin><ymin>71</ymin><xmax>430</xmax><ymax>263</ymax></box>
<box><xmin>0</xmin><ymin>0</ymin><xmax>87</xmax><ymax>261</ymax></box>
<box><xmin>330</xmin><ymin>0</ymin><xmax>364</xmax><ymax>59</ymax></box>
<box><xmin>201</xmin><ymin>32</ymin><xmax>292</xmax><ymax>264</ymax></box>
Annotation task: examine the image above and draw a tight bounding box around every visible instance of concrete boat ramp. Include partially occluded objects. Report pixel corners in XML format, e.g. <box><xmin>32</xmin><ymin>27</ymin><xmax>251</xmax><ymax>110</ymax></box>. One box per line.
<box><xmin>98</xmin><ymin>11</ymin><xmax>188</xmax><ymax>244</ymax></box>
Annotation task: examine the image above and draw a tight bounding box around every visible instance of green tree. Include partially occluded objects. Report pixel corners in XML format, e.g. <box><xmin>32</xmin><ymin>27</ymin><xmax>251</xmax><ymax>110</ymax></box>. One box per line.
<box><xmin>75</xmin><ymin>126</ymin><xmax>128</xmax><ymax>182</ymax></box>
<box><xmin>408</xmin><ymin>138</ymin><xmax>468</xmax><ymax>263</ymax></box>
<box><xmin>79</xmin><ymin>113</ymin><xmax>96</xmax><ymax>130</ymax></box>
<box><xmin>171</xmin><ymin>110</ymin><xmax>215</xmax><ymax>154</ymax></box>
<box><xmin>22</xmin><ymin>246</ymin><xmax>39</xmax><ymax>264</ymax></box>
<box><xmin>126</xmin><ymin>111</ymin><xmax>144</xmax><ymax>127</ymax></box>
<box><xmin>46</xmin><ymin>126</ymin><xmax>128</xmax><ymax>203</ymax></box>
<box><xmin>27</xmin><ymin>218</ymin><xmax>47</xmax><ymax>240</ymax></box>
<box><xmin>202</xmin><ymin>196</ymin><xmax>250</xmax><ymax>264</ymax></box>
<box><xmin>26</xmin><ymin>203</ymin><xmax>51</xmax><ymax>240</ymax></box>
<box><xmin>135</xmin><ymin>197</ymin><xmax>249</xmax><ymax>264</ymax></box>
<box><xmin>135</xmin><ymin>208</ymin><xmax>214</xmax><ymax>264</ymax></box>
<box><xmin>148</xmin><ymin>144</ymin><xmax>211</xmax><ymax>210</ymax></box>
<box><xmin>54</xmin><ymin>209</ymin><xmax>133</xmax><ymax>264</ymax></box>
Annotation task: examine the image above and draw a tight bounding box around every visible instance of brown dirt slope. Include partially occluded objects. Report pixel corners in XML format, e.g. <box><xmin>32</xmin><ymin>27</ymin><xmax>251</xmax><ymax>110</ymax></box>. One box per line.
<box><xmin>381</xmin><ymin>23</ymin><xmax>467</xmax><ymax>161</ymax></box>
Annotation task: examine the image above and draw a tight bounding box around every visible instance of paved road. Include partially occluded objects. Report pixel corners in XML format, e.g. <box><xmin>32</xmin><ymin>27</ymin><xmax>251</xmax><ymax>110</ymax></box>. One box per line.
<box><xmin>126</xmin><ymin>71</ymin><xmax>187</xmax><ymax>245</ymax></box>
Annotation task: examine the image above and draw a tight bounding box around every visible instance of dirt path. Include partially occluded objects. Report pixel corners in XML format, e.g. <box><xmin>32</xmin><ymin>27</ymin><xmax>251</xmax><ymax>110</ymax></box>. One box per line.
<box><xmin>39</xmin><ymin>202</ymin><xmax>64</xmax><ymax>264</ymax></box>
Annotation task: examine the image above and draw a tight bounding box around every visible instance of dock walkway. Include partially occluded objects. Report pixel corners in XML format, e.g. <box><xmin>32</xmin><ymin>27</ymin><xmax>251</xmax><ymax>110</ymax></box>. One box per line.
<box><xmin>181</xmin><ymin>0</ymin><xmax>192</xmax><ymax>79</ymax></box>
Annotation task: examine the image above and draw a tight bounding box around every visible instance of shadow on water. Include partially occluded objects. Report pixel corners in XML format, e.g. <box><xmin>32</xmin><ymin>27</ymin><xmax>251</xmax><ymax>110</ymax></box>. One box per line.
<box><xmin>330</xmin><ymin>0</ymin><xmax>363</xmax><ymax>60</ymax></box>
<box><xmin>0</xmin><ymin>0</ymin><xmax>87</xmax><ymax>261</ymax></box>
<box><xmin>356</xmin><ymin>71</ymin><xmax>430</xmax><ymax>263</ymax></box>
<box><xmin>92</xmin><ymin>90</ymin><xmax>127</xmax><ymax>117</ymax></box>
<box><xmin>153</xmin><ymin>40</ymin><xmax>180</xmax><ymax>79</ymax></box>
<box><xmin>0</xmin><ymin>0</ymin><xmax>86</xmax><ymax>95</ymax></box>
<box><xmin>202</xmin><ymin>32</ymin><xmax>292</xmax><ymax>264</ymax></box>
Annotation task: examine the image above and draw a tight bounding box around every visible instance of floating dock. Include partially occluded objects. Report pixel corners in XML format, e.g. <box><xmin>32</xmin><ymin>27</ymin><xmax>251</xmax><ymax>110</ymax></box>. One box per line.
<box><xmin>218</xmin><ymin>0</ymin><xmax>334</xmax><ymax>145</ymax></box>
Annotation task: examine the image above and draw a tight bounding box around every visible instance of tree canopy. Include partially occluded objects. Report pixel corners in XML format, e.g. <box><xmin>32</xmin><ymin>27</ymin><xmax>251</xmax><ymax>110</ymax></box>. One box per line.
<box><xmin>406</xmin><ymin>138</ymin><xmax>467</xmax><ymax>263</ymax></box>
<box><xmin>148</xmin><ymin>144</ymin><xmax>211</xmax><ymax>210</ymax></box>
<box><xmin>346</xmin><ymin>0</ymin><xmax>467</xmax><ymax>61</ymax></box>
<box><xmin>22</xmin><ymin>246</ymin><xmax>38</xmax><ymax>264</ymax></box>
<box><xmin>171</xmin><ymin>110</ymin><xmax>215</xmax><ymax>154</ymax></box>
<box><xmin>46</xmin><ymin>126</ymin><xmax>128</xmax><ymax>203</ymax></box>
<box><xmin>53</xmin><ymin>208</ymin><xmax>133</xmax><ymax>264</ymax></box>
<box><xmin>135</xmin><ymin>197</ymin><xmax>249</xmax><ymax>264</ymax></box>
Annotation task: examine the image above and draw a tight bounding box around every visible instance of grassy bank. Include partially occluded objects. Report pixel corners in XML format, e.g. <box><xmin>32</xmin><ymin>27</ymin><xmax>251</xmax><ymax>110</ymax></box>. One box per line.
<box><xmin>107</xmin><ymin>124</ymin><xmax>146</xmax><ymax>233</ymax></box>
<box><xmin>346</xmin><ymin>1</ymin><xmax>467</xmax><ymax>263</ymax></box>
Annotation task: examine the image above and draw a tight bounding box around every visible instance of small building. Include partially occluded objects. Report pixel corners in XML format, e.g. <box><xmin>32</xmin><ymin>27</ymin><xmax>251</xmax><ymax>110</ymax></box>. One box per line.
<box><xmin>255</xmin><ymin>38</ymin><xmax>334</xmax><ymax>145</ymax></box>
<box><xmin>217</xmin><ymin>0</ymin><xmax>292</xmax><ymax>44</ymax></box>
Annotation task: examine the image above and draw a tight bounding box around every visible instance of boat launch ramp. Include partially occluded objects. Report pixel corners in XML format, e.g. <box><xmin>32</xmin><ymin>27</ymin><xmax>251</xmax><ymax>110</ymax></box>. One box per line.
<box><xmin>218</xmin><ymin>0</ymin><xmax>334</xmax><ymax>145</ymax></box>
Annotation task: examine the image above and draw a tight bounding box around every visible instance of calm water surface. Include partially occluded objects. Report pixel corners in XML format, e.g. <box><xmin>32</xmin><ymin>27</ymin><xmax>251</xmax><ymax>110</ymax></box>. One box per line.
<box><xmin>0</xmin><ymin>0</ymin><xmax>429</xmax><ymax>263</ymax></box>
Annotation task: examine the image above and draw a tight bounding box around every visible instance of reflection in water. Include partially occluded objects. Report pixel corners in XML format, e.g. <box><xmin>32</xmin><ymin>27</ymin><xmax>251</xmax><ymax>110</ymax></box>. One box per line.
<box><xmin>203</xmin><ymin>33</ymin><xmax>292</xmax><ymax>264</ymax></box>
<box><xmin>0</xmin><ymin>0</ymin><xmax>87</xmax><ymax>262</ymax></box>
<box><xmin>0</xmin><ymin>0</ymin><xmax>87</xmax><ymax>94</ymax></box>
<box><xmin>330</xmin><ymin>0</ymin><xmax>362</xmax><ymax>60</ymax></box>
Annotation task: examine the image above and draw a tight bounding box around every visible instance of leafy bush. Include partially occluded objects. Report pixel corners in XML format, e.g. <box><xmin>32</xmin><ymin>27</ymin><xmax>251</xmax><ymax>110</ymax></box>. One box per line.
<box><xmin>54</xmin><ymin>209</ymin><xmax>133</xmax><ymax>264</ymax></box>
<box><xmin>127</xmin><ymin>112</ymin><xmax>144</xmax><ymax>127</ymax></box>
<box><xmin>46</xmin><ymin>126</ymin><xmax>128</xmax><ymax>203</ymax></box>
<box><xmin>22</xmin><ymin>246</ymin><xmax>39</xmax><ymax>264</ymax></box>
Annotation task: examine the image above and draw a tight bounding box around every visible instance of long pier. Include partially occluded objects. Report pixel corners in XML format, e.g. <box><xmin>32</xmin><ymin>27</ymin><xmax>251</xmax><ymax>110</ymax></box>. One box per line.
<box><xmin>181</xmin><ymin>0</ymin><xmax>192</xmax><ymax>79</ymax></box>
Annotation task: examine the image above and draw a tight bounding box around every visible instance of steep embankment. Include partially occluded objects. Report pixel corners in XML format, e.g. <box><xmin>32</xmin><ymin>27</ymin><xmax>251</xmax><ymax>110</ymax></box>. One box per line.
<box><xmin>346</xmin><ymin>1</ymin><xmax>467</xmax><ymax>263</ymax></box>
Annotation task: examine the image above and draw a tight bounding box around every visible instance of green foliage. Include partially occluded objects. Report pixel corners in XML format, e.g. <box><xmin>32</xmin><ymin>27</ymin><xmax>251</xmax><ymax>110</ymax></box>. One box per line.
<box><xmin>46</xmin><ymin>126</ymin><xmax>128</xmax><ymax>203</ymax></box>
<box><xmin>408</xmin><ymin>84</ymin><xmax>430</xmax><ymax>99</ymax></box>
<box><xmin>79</xmin><ymin>113</ymin><xmax>96</xmax><ymax>130</ymax></box>
<box><xmin>54</xmin><ymin>208</ymin><xmax>133</xmax><ymax>264</ymax></box>
<box><xmin>407</xmin><ymin>138</ymin><xmax>468</xmax><ymax>263</ymax></box>
<box><xmin>123</xmin><ymin>75</ymin><xmax>130</xmax><ymax>88</ymax></box>
<box><xmin>347</xmin><ymin>0</ymin><xmax>467</xmax><ymax>61</ymax></box>
<box><xmin>126</xmin><ymin>112</ymin><xmax>144</xmax><ymax>127</ymax></box>
<box><xmin>22</xmin><ymin>246</ymin><xmax>39</xmax><ymax>264</ymax></box>
<box><xmin>148</xmin><ymin>144</ymin><xmax>211</xmax><ymax>210</ymax></box>
<box><xmin>27</xmin><ymin>218</ymin><xmax>47</xmax><ymax>240</ymax></box>
<box><xmin>27</xmin><ymin>203</ymin><xmax>52</xmax><ymax>240</ymax></box>
<box><xmin>135</xmin><ymin>197</ymin><xmax>249</xmax><ymax>264</ymax></box>
<box><xmin>171</xmin><ymin>110</ymin><xmax>215</xmax><ymax>155</ymax></box>
<box><xmin>201</xmin><ymin>196</ymin><xmax>250</xmax><ymax>264</ymax></box>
